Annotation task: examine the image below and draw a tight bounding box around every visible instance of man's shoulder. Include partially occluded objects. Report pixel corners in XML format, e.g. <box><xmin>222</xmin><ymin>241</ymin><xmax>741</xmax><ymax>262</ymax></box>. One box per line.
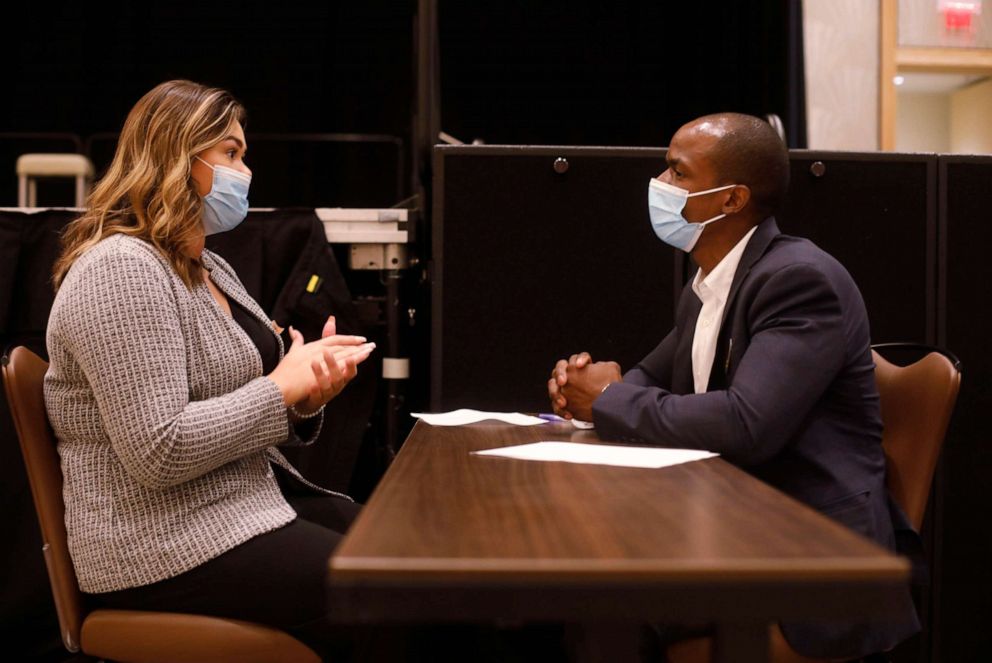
<box><xmin>746</xmin><ymin>232</ymin><xmax>866</xmax><ymax>312</ymax></box>
<box><xmin>757</xmin><ymin>232</ymin><xmax>849</xmax><ymax>280</ymax></box>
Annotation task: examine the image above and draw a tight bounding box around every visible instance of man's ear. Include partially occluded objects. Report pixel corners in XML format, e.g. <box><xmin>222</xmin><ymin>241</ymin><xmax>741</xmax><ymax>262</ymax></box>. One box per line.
<box><xmin>723</xmin><ymin>184</ymin><xmax>751</xmax><ymax>215</ymax></box>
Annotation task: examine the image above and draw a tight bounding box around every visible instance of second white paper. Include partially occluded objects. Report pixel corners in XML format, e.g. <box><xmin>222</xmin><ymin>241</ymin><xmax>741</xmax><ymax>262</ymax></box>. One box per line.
<box><xmin>472</xmin><ymin>441</ymin><xmax>718</xmax><ymax>469</ymax></box>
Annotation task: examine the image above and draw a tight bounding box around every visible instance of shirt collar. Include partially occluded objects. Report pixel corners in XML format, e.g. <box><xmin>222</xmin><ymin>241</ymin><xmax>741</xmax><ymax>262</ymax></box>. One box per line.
<box><xmin>691</xmin><ymin>225</ymin><xmax>759</xmax><ymax>301</ymax></box>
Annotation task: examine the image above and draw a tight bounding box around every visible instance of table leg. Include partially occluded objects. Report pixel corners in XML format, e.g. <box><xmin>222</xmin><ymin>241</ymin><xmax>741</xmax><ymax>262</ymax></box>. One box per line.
<box><xmin>713</xmin><ymin>621</ymin><xmax>769</xmax><ymax>663</ymax></box>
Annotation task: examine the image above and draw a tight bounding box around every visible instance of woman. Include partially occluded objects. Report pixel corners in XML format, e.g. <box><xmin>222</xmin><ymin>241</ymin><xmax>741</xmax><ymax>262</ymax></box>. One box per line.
<box><xmin>44</xmin><ymin>80</ymin><xmax>373</xmax><ymax>657</ymax></box>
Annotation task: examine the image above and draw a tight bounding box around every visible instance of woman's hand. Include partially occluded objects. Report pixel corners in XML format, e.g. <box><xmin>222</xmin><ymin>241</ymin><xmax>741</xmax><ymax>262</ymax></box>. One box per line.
<box><xmin>267</xmin><ymin>321</ymin><xmax>374</xmax><ymax>410</ymax></box>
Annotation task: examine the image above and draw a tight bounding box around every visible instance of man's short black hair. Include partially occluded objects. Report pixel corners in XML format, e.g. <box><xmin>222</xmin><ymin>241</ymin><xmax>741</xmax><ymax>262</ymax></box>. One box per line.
<box><xmin>695</xmin><ymin>112</ymin><xmax>790</xmax><ymax>217</ymax></box>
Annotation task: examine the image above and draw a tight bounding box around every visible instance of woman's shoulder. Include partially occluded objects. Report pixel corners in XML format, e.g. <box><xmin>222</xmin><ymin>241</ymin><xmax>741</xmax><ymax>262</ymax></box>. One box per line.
<box><xmin>59</xmin><ymin>234</ymin><xmax>180</xmax><ymax>301</ymax></box>
<box><xmin>83</xmin><ymin>233</ymin><xmax>165</xmax><ymax>261</ymax></box>
<box><xmin>71</xmin><ymin>234</ymin><xmax>171</xmax><ymax>277</ymax></box>
<box><xmin>51</xmin><ymin>235</ymin><xmax>186</xmax><ymax>335</ymax></box>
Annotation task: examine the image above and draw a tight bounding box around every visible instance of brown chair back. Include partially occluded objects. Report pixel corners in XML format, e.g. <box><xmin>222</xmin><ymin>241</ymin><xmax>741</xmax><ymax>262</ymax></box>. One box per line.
<box><xmin>2</xmin><ymin>346</ymin><xmax>85</xmax><ymax>652</ymax></box>
<box><xmin>668</xmin><ymin>345</ymin><xmax>962</xmax><ymax>663</ymax></box>
<box><xmin>872</xmin><ymin>347</ymin><xmax>961</xmax><ymax>530</ymax></box>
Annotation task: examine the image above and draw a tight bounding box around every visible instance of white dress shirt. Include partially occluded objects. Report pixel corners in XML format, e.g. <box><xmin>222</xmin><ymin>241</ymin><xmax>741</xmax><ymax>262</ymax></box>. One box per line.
<box><xmin>690</xmin><ymin>226</ymin><xmax>757</xmax><ymax>394</ymax></box>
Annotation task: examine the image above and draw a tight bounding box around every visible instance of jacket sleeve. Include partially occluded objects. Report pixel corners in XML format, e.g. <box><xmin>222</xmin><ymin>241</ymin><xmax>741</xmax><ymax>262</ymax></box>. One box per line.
<box><xmin>55</xmin><ymin>250</ymin><xmax>292</xmax><ymax>489</ymax></box>
<box><xmin>623</xmin><ymin>328</ymin><xmax>678</xmax><ymax>389</ymax></box>
<box><xmin>592</xmin><ymin>262</ymin><xmax>846</xmax><ymax>465</ymax></box>
<box><xmin>286</xmin><ymin>414</ymin><xmax>323</xmax><ymax>447</ymax></box>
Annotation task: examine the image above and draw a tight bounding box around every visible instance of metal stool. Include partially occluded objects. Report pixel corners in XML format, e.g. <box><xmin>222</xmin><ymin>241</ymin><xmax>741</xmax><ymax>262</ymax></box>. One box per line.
<box><xmin>17</xmin><ymin>153</ymin><xmax>94</xmax><ymax>207</ymax></box>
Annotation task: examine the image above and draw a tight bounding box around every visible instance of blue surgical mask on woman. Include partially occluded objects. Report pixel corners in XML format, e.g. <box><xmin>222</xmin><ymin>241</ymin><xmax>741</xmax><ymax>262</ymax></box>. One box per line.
<box><xmin>196</xmin><ymin>156</ymin><xmax>251</xmax><ymax>235</ymax></box>
<box><xmin>647</xmin><ymin>178</ymin><xmax>737</xmax><ymax>252</ymax></box>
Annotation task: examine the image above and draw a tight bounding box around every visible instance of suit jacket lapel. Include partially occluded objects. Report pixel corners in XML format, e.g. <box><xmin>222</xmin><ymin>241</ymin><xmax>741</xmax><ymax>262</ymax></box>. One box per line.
<box><xmin>673</xmin><ymin>282</ymin><xmax>702</xmax><ymax>394</ymax></box>
<box><xmin>202</xmin><ymin>251</ymin><xmax>286</xmax><ymax>357</ymax></box>
<box><xmin>723</xmin><ymin>216</ymin><xmax>781</xmax><ymax>316</ymax></box>
<box><xmin>702</xmin><ymin>217</ymin><xmax>781</xmax><ymax>391</ymax></box>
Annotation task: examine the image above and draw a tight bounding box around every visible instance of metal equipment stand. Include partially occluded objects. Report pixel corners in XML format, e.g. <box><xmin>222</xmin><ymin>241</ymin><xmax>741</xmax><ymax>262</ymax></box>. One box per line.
<box><xmin>318</xmin><ymin>207</ymin><xmax>414</xmax><ymax>458</ymax></box>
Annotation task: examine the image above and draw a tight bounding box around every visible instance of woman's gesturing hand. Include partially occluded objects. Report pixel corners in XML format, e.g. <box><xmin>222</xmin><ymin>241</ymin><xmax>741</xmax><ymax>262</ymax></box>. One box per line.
<box><xmin>267</xmin><ymin>322</ymin><xmax>374</xmax><ymax>410</ymax></box>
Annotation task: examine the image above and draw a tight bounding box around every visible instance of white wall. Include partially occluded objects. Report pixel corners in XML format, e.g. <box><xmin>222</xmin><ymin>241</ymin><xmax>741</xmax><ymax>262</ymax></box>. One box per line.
<box><xmin>950</xmin><ymin>77</ymin><xmax>992</xmax><ymax>154</ymax></box>
<box><xmin>896</xmin><ymin>92</ymin><xmax>950</xmax><ymax>152</ymax></box>
<box><xmin>803</xmin><ymin>0</ymin><xmax>880</xmax><ymax>150</ymax></box>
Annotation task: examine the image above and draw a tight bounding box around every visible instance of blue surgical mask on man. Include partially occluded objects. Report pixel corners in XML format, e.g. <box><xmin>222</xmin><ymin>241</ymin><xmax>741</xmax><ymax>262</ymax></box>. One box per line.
<box><xmin>647</xmin><ymin>178</ymin><xmax>737</xmax><ymax>252</ymax></box>
<box><xmin>196</xmin><ymin>156</ymin><xmax>251</xmax><ymax>235</ymax></box>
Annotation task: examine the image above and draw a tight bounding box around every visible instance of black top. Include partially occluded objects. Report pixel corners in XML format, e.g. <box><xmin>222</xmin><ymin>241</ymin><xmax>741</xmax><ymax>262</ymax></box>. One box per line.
<box><xmin>228</xmin><ymin>296</ymin><xmax>320</xmax><ymax>445</ymax></box>
<box><xmin>229</xmin><ymin>297</ymin><xmax>280</xmax><ymax>376</ymax></box>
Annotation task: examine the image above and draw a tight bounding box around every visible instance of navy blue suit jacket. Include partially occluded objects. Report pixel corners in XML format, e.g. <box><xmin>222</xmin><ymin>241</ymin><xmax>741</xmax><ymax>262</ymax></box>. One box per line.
<box><xmin>592</xmin><ymin>217</ymin><xmax>920</xmax><ymax>658</ymax></box>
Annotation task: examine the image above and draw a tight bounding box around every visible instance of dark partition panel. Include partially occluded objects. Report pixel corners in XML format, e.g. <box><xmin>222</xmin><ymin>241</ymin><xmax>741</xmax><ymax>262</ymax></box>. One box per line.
<box><xmin>939</xmin><ymin>154</ymin><xmax>992</xmax><ymax>663</ymax></box>
<box><xmin>433</xmin><ymin>147</ymin><xmax>937</xmax><ymax>411</ymax></box>
<box><xmin>779</xmin><ymin>151</ymin><xmax>936</xmax><ymax>345</ymax></box>
<box><xmin>432</xmin><ymin>145</ymin><xmax>680</xmax><ymax>412</ymax></box>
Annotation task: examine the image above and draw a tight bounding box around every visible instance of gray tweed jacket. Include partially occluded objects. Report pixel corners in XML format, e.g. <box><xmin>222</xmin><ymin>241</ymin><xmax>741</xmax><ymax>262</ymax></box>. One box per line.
<box><xmin>44</xmin><ymin>234</ymin><xmax>346</xmax><ymax>593</ymax></box>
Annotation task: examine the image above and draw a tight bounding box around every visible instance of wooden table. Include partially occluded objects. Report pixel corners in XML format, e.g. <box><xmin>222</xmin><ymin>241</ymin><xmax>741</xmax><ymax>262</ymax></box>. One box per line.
<box><xmin>328</xmin><ymin>421</ymin><xmax>911</xmax><ymax>662</ymax></box>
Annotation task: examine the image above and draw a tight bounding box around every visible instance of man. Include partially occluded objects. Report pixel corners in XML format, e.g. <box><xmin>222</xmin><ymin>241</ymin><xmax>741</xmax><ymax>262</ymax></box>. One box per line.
<box><xmin>547</xmin><ymin>113</ymin><xmax>919</xmax><ymax>659</ymax></box>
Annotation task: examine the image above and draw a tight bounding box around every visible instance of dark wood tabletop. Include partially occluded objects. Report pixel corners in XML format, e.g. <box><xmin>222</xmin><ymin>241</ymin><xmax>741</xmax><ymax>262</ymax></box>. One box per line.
<box><xmin>327</xmin><ymin>420</ymin><xmax>911</xmax><ymax>661</ymax></box>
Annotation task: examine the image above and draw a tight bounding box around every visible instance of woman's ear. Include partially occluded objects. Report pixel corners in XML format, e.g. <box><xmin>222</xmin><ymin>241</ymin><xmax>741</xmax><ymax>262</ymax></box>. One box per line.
<box><xmin>190</xmin><ymin>154</ymin><xmax>213</xmax><ymax>196</ymax></box>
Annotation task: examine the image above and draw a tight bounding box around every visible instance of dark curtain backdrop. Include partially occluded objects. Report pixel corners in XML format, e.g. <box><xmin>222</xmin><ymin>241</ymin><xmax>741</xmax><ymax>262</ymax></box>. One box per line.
<box><xmin>439</xmin><ymin>1</ymin><xmax>806</xmax><ymax>148</ymax></box>
<box><xmin>2</xmin><ymin>1</ymin><xmax>806</xmax><ymax>209</ymax></box>
<box><xmin>1</xmin><ymin>1</ymin><xmax>415</xmax><ymax>208</ymax></box>
<box><xmin>2</xmin><ymin>3</ymin><xmax>412</xmax><ymax>137</ymax></box>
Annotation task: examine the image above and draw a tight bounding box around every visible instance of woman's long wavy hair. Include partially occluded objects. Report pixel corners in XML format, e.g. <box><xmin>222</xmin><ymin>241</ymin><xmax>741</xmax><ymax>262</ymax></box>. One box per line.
<box><xmin>52</xmin><ymin>80</ymin><xmax>246</xmax><ymax>289</ymax></box>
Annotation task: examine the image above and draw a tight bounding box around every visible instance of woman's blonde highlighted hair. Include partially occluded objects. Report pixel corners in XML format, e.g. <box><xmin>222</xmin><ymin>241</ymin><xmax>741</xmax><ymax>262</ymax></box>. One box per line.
<box><xmin>53</xmin><ymin>80</ymin><xmax>246</xmax><ymax>289</ymax></box>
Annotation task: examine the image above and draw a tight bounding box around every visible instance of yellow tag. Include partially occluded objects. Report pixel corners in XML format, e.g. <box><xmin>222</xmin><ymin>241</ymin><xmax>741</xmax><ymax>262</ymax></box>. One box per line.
<box><xmin>306</xmin><ymin>274</ymin><xmax>321</xmax><ymax>293</ymax></box>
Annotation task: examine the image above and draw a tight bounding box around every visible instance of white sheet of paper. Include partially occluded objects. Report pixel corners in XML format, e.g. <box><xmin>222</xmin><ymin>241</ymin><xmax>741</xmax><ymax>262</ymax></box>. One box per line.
<box><xmin>471</xmin><ymin>441</ymin><xmax>718</xmax><ymax>469</ymax></box>
<box><xmin>411</xmin><ymin>409</ymin><xmax>548</xmax><ymax>427</ymax></box>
